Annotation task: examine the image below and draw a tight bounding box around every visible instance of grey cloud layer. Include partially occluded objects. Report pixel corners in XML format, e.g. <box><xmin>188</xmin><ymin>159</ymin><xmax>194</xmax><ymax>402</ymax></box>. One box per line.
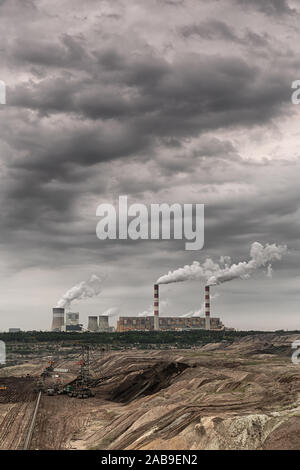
<box><xmin>234</xmin><ymin>0</ymin><xmax>296</xmax><ymax>16</ymax></box>
<box><xmin>0</xmin><ymin>0</ymin><xmax>299</xmax><ymax>329</ymax></box>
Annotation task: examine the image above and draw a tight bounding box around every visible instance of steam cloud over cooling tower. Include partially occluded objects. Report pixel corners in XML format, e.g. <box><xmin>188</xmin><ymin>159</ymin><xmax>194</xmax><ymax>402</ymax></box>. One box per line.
<box><xmin>56</xmin><ymin>274</ymin><xmax>104</xmax><ymax>309</ymax></box>
<box><xmin>101</xmin><ymin>307</ymin><xmax>119</xmax><ymax>317</ymax></box>
<box><xmin>156</xmin><ymin>242</ymin><xmax>287</xmax><ymax>286</ymax></box>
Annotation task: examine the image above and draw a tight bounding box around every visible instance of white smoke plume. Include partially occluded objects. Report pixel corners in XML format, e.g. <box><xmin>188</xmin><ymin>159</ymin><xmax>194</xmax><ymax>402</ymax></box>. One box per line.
<box><xmin>157</xmin><ymin>242</ymin><xmax>287</xmax><ymax>286</ymax></box>
<box><xmin>138</xmin><ymin>300</ymin><xmax>168</xmax><ymax>317</ymax></box>
<box><xmin>101</xmin><ymin>307</ymin><xmax>120</xmax><ymax>317</ymax></box>
<box><xmin>180</xmin><ymin>293</ymin><xmax>219</xmax><ymax>317</ymax></box>
<box><xmin>138</xmin><ymin>306</ymin><xmax>152</xmax><ymax>317</ymax></box>
<box><xmin>180</xmin><ymin>309</ymin><xmax>203</xmax><ymax>318</ymax></box>
<box><xmin>56</xmin><ymin>274</ymin><xmax>104</xmax><ymax>309</ymax></box>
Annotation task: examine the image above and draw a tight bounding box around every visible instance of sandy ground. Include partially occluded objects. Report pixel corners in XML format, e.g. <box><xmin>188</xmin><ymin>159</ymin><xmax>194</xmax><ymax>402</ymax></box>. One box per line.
<box><xmin>0</xmin><ymin>377</ymin><xmax>36</xmax><ymax>449</ymax></box>
<box><xmin>0</xmin><ymin>333</ymin><xmax>299</xmax><ymax>450</ymax></box>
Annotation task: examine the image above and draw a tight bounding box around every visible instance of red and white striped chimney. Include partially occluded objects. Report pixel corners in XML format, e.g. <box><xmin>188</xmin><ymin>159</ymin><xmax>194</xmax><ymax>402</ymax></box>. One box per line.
<box><xmin>154</xmin><ymin>284</ymin><xmax>159</xmax><ymax>330</ymax></box>
<box><xmin>205</xmin><ymin>285</ymin><xmax>211</xmax><ymax>330</ymax></box>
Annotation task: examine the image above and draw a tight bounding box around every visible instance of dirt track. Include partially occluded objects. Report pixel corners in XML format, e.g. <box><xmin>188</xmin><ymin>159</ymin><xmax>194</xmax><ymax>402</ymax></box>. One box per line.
<box><xmin>0</xmin><ymin>377</ymin><xmax>36</xmax><ymax>449</ymax></box>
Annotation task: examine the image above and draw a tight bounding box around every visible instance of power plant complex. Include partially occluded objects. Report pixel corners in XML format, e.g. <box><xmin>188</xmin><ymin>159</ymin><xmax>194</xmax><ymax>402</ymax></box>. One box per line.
<box><xmin>47</xmin><ymin>242</ymin><xmax>287</xmax><ymax>334</ymax></box>
<box><xmin>51</xmin><ymin>310</ymin><xmax>113</xmax><ymax>332</ymax></box>
<box><xmin>51</xmin><ymin>285</ymin><xmax>225</xmax><ymax>333</ymax></box>
<box><xmin>116</xmin><ymin>284</ymin><xmax>224</xmax><ymax>332</ymax></box>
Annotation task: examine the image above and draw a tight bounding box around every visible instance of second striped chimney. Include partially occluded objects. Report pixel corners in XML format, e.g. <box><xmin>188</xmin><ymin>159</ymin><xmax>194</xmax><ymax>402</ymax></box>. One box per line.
<box><xmin>154</xmin><ymin>284</ymin><xmax>159</xmax><ymax>330</ymax></box>
<box><xmin>205</xmin><ymin>285</ymin><xmax>211</xmax><ymax>330</ymax></box>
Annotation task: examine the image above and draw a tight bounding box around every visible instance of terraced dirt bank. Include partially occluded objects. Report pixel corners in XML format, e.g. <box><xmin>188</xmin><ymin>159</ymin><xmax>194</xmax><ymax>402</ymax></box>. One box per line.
<box><xmin>0</xmin><ymin>377</ymin><xmax>36</xmax><ymax>449</ymax></box>
<box><xmin>1</xmin><ymin>333</ymin><xmax>300</xmax><ymax>450</ymax></box>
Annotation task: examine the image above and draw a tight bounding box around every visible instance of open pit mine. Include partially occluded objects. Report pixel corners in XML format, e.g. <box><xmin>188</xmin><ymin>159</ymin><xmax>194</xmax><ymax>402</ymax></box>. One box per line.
<box><xmin>0</xmin><ymin>332</ymin><xmax>300</xmax><ymax>450</ymax></box>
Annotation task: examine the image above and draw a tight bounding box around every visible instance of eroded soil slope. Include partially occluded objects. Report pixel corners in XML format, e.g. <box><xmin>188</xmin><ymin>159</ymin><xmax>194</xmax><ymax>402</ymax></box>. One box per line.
<box><xmin>1</xmin><ymin>333</ymin><xmax>300</xmax><ymax>450</ymax></box>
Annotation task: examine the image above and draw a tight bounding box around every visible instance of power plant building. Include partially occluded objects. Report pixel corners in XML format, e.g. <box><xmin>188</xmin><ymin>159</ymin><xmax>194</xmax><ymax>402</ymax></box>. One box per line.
<box><xmin>66</xmin><ymin>312</ymin><xmax>79</xmax><ymax>326</ymax></box>
<box><xmin>117</xmin><ymin>284</ymin><xmax>223</xmax><ymax>332</ymax></box>
<box><xmin>51</xmin><ymin>309</ymin><xmax>82</xmax><ymax>332</ymax></box>
<box><xmin>116</xmin><ymin>316</ymin><xmax>223</xmax><ymax>332</ymax></box>
<box><xmin>65</xmin><ymin>312</ymin><xmax>82</xmax><ymax>332</ymax></box>
<box><xmin>50</xmin><ymin>283</ymin><xmax>223</xmax><ymax>333</ymax></box>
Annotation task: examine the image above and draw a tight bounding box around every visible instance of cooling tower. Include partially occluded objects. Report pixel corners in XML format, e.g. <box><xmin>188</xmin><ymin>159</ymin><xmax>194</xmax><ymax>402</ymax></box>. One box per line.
<box><xmin>205</xmin><ymin>285</ymin><xmax>211</xmax><ymax>330</ymax></box>
<box><xmin>52</xmin><ymin>308</ymin><xmax>65</xmax><ymax>331</ymax></box>
<box><xmin>88</xmin><ymin>316</ymin><xmax>98</xmax><ymax>332</ymax></box>
<box><xmin>154</xmin><ymin>284</ymin><xmax>159</xmax><ymax>330</ymax></box>
<box><xmin>98</xmin><ymin>315</ymin><xmax>109</xmax><ymax>332</ymax></box>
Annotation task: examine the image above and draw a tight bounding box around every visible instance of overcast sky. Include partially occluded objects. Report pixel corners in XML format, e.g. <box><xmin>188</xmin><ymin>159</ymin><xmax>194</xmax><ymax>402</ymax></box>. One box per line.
<box><xmin>0</xmin><ymin>0</ymin><xmax>300</xmax><ymax>331</ymax></box>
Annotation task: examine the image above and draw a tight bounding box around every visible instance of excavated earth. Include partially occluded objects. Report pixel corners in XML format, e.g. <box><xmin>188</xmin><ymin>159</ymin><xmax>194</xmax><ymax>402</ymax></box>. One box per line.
<box><xmin>0</xmin><ymin>377</ymin><xmax>36</xmax><ymax>449</ymax></box>
<box><xmin>0</xmin><ymin>333</ymin><xmax>300</xmax><ymax>450</ymax></box>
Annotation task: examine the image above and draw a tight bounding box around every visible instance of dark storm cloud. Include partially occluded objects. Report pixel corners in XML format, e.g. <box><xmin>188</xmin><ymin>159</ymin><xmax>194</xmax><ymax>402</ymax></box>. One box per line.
<box><xmin>181</xmin><ymin>20</ymin><xmax>240</xmax><ymax>42</ymax></box>
<box><xmin>12</xmin><ymin>35</ymin><xmax>89</xmax><ymax>69</ymax></box>
<box><xmin>205</xmin><ymin>180</ymin><xmax>300</xmax><ymax>249</ymax></box>
<box><xmin>181</xmin><ymin>20</ymin><xmax>270</xmax><ymax>49</ymax></box>
<box><xmin>10</xmin><ymin>49</ymin><xmax>293</xmax><ymax>138</ymax></box>
<box><xmin>157</xmin><ymin>137</ymin><xmax>240</xmax><ymax>175</ymax></box>
<box><xmin>160</xmin><ymin>0</ymin><xmax>184</xmax><ymax>5</ymax></box>
<box><xmin>234</xmin><ymin>0</ymin><xmax>296</xmax><ymax>16</ymax></box>
<box><xmin>0</xmin><ymin>0</ymin><xmax>37</xmax><ymax>16</ymax></box>
<box><xmin>0</xmin><ymin>0</ymin><xmax>299</xmax><ymax>332</ymax></box>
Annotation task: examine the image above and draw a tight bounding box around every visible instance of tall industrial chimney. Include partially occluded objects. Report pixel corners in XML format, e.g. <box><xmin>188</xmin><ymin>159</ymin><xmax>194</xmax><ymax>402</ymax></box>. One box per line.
<box><xmin>51</xmin><ymin>308</ymin><xmax>65</xmax><ymax>331</ymax></box>
<box><xmin>88</xmin><ymin>316</ymin><xmax>98</xmax><ymax>332</ymax></box>
<box><xmin>154</xmin><ymin>284</ymin><xmax>159</xmax><ymax>330</ymax></box>
<box><xmin>205</xmin><ymin>285</ymin><xmax>211</xmax><ymax>330</ymax></box>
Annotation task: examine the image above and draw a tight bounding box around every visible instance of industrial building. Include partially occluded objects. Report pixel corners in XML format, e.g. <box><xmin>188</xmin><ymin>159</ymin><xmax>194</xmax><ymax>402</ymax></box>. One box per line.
<box><xmin>117</xmin><ymin>284</ymin><xmax>224</xmax><ymax>332</ymax></box>
<box><xmin>64</xmin><ymin>312</ymin><xmax>82</xmax><ymax>332</ymax></box>
<box><xmin>51</xmin><ymin>283</ymin><xmax>223</xmax><ymax>333</ymax></box>
<box><xmin>64</xmin><ymin>324</ymin><xmax>82</xmax><ymax>332</ymax></box>
<box><xmin>116</xmin><ymin>316</ymin><xmax>223</xmax><ymax>332</ymax></box>
<box><xmin>66</xmin><ymin>312</ymin><xmax>79</xmax><ymax>326</ymax></box>
<box><xmin>51</xmin><ymin>308</ymin><xmax>82</xmax><ymax>332</ymax></box>
<box><xmin>51</xmin><ymin>307</ymin><xmax>114</xmax><ymax>332</ymax></box>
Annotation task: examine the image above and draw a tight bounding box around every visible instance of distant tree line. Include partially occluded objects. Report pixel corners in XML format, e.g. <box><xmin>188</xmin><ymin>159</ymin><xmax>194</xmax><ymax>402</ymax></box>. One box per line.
<box><xmin>0</xmin><ymin>329</ymin><xmax>298</xmax><ymax>346</ymax></box>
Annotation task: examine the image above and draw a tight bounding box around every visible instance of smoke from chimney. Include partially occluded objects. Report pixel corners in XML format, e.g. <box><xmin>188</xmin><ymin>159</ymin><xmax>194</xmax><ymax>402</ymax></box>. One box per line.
<box><xmin>138</xmin><ymin>299</ymin><xmax>168</xmax><ymax>317</ymax></box>
<box><xmin>56</xmin><ymin>274</ymin><xmax>104</xmax><ymax>310</ymax></box>
<box><xmin>138</xmin><ymin>306</ymin><xmax>153</xmax><ymax>317</ymax></box>
<box><xmin>156</xmin><ymin>242</ymin><xmax>287</xmax><ymax>286</ymax></box>
<box><xmin>101</xmin><ymin>307</ymin><xmax>120</xmax><ymax>317</ymax></box>
<box><xmin>180</xmin><ymin>292</ymin><xmax>220</xmax><ymax>318</ymax></box>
